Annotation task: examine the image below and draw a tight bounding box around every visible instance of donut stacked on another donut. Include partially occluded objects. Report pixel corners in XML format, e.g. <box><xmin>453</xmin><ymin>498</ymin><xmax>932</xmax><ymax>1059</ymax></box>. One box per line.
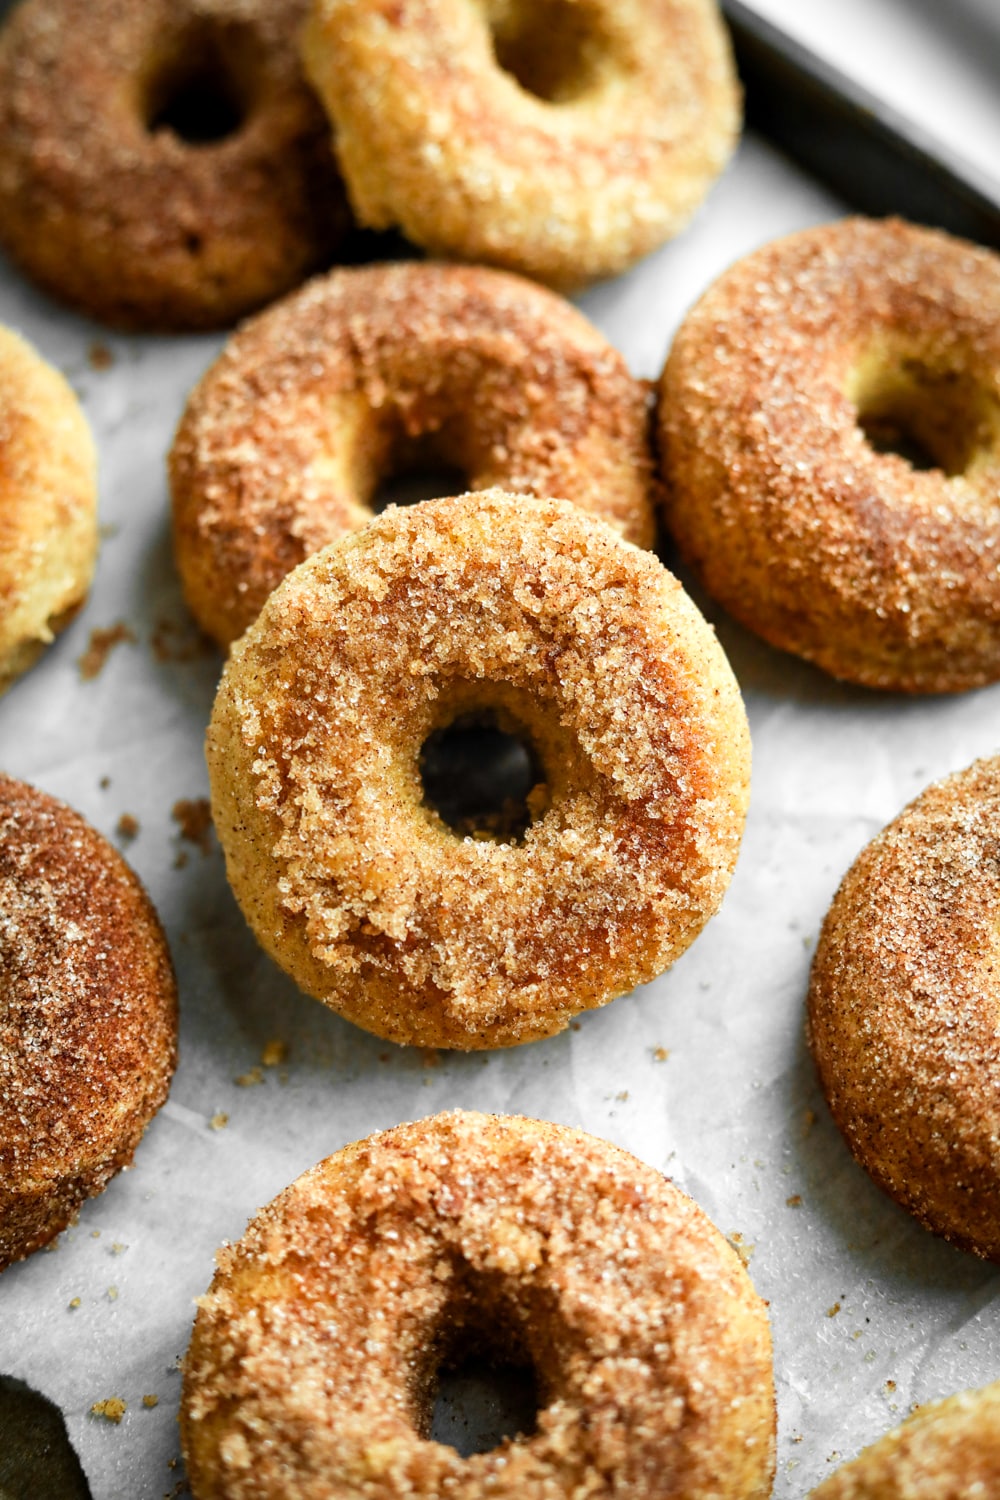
<box><xmin>0</xmin><ymin>776</ymin><xmax>178</xmax><ymax>1271</ymax></box>
<box><xmin>808</xmin><ymin>756</ymin><xmax>1000</xmax><ymax>1262</ymax></box>
<box><xmin>171</xmin><ymin>262</ymin><xmax>657</xmax><ymax>647</ymax></box>
<box><xmin>0</xmin><ymin>0</ymin><xmax>351</xmax><ymax>330</ymax></box>
<box><xmin>0</xmin><ymin>324</ymin><xmax>97</xmax><ymax>694</ymax></box>
<box><xmin>302</xmin><ymin>0</ymin><xmax>740</xmax><ymax>288</ymax></box>
<box><xmin>810</xmin><ymin>1382</ymin><xmax>1000</xmax><ymax>1499</ymax></box>
<box><xmin>182</xmin><ymin>1111</ymin><xmax>776</xmax><ymax>1500</ymax></box>
<box><xmin>207</xmin><ymin>491</ymin><xmax>749</xmax><ymax>1049</ymax></box>
<box><xmin>659</xmin><ymin>217</ymin><xmax>1000</xmax><ymax>693</ymax></box>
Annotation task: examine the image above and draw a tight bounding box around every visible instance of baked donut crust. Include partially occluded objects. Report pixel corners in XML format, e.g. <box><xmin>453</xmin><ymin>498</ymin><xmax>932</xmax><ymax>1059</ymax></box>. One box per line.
<box><xmin>807</xmin><ymin>756</ymin><xmax>1000</xmax><ymax>1262</ymax></box>
<box><xmin>301</xmin><ymin>0</ymin><xmax>740</xmax><ymax>289</ymax></box>
<box><xmin>810</xmin><ymin>1382</ymin><xmax>1000</xmax><ymax>1499</ymax></box>
<box><xmin>0</xmin><ymin>776</ymin><xmax>178</xmax><ymax>1271</ymax></box>
<box><xmin>659</xmin><ymin>217</ymin><xmax>1000</xmax><ymax>693</ymax></box>
<box><xmin>207</xmin><ymin>491</ymin><xmax>750</xmax><ymax>1049</ymax></box>
<box><xmin>181</xmin><ymin>1110</ymin><xmax>776</xmax><ymax>1500</ymax></box>
<box><xmin>171</xmin><ymin>262</ymin><xmax>657</xmax><ymax>647</ymax></box>
<box><xmin>0</xmin><ymin>325</ymin><xmax>97</xmax><ymax>694</ymax></box>
<box><xmin>0</xmin><ymin>0</ymin><xmax>350</xmax><ymax>330</ymax></box>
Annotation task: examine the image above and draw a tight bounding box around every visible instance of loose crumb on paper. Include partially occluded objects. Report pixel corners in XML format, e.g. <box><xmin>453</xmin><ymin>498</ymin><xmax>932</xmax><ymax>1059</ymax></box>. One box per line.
<box><xmin>78</xmin><ymin>623</ymin><xmax>136</xmax><ymax>680</ymax></box>
<box><xmin>653</xmin><ymin>1046</ymin><xmax>670</xmax><ymax>1061</ymax></box>
<box><xmin>235</xmin><ymin>1066</ymin><xmax>264</xmax><ymax>1088</ymax></box>
<box><xmin>261</xmin><ymin>1039</ymin><xmax>287</xmax><ymax>1068</ymax></box>
<box><xmin>827</xmin><ymin>1301</ymin><xmax>842</xmax><ymax>1318</ymax></box>
<box><xmin>142</xmin><ymin>1394</ymin><xmax>159</xmax><ymax>1409</ymax></box>
<box><xmin>786</xmin><ymin>1194</ymin><xmax>803</xmax><ymax>1208</ymax></box>
<box><xmin>116</xmin><ymin>813</ymin><xmax>139</xmax><ymax>843</ymax></box>
<box><xmin>209</xmin><ymin>1112</ymin><xmax>229</xmax><ymax>1131</ymax></box>
<box><xmin>172</xmin><ymin>798</ymin><xmax>214</xmax><ymax>856</ymax></box>
<box><xmin>88</xmin><ymin>341</ymin><xmax>115</xmax><ymax>371</ymax></box>
<box><xmin>91</xmin><ymin>1398</ymin><xmax>126</xmax><ymax>1423</ymax></box>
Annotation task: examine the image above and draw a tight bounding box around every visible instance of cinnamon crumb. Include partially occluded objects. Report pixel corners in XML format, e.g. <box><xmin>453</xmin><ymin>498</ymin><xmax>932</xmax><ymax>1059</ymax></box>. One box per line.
<box><xmin>785</xmin><ymin>1194</ymin><xmax>802</xmax><ymax>1208</ymax></box>
<box><xmin>116</xmin><ymin>813</ymin><xmax>139</xmax><ymax>843</ymax></box>
<box><xmin>78</xmin><ymin>623</ymin><xmax>135</xmax><ymax>681</ymax></box>
<box><xmin>91</xmin><ymin>1398</ymin><xmax>126</xmax><ymax>1423</ymax></box>
<box><xmin>171</xmin><ymin>798</ymin><xmax>214</xmax><ymax>855</ymax></box>
<box><xmin>88</xmin><ymin>341</ymin><xmax>114</xmax><ymax>371</ymax></box>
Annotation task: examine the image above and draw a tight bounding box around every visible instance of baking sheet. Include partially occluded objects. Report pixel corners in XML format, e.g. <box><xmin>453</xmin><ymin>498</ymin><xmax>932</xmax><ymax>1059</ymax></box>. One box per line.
<box><xmin>1</xmin><ymin>117</ymin><xmax>999</xmax><ymax>1500</ymax></box>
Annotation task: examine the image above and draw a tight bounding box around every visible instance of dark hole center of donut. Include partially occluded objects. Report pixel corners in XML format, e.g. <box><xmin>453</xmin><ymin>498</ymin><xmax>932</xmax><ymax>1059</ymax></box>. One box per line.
<box><xmin>852</xmin><ymin>359</ymin><xmax>989</xmax><ymax>478</ymax></box>
<box><xmin>372</xmin><ymin>465</ymin><xmax>469</xmax><ymax>515</ymax></box>
<box><xmin>420</xmin><ymin>714</ymin><xmax>545</xmax><ymax>843</ymax></box>
<box><xmin>146</xmin><ymin>54</ymin><xmax>247</xmax><ymax>146</ymax></box>
<box><xmin>430</xmin><ymin>1353</ymin><xmax>539</xmax><ymax>1456</ymax></box>
<box><xmin>489</xmin><ymin>0</ymin><xmax>603</xmax><ymax>104</ymax></box>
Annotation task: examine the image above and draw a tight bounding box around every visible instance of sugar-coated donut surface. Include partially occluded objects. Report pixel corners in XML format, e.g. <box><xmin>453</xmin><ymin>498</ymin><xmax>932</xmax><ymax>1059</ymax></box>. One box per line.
<box><xmin>171</xmin><ymin>262</ymin><xmax>657</xmax><ymax>647</ymax></box>
<box><xmin>659</xmin><ymin>217</ymin><xmax>1000</xmax><ymax>693</ymax></box>
<box><xmin>808</xmin><ymin>756</ymin><xmax>1000</xmax><ymax>1262</ymax></box>
<box><xmin>810</xmin><ymin>1381</ymin><xmax>1000</xmax><ymax>1499</ymax></box>
<box><xmin>0</xmin><ymin>0</ymin><xmax>349</xmax><ymax>330</ymax></box>
<box><xmin>302</xmin><ymin>0</ymin><xmax>739</xmax><ymax>288</ymax></box>
<box><xmin>182</xmin><ymin>1110</ymin><xmax>776</xmax><ymax>1499</ymax></box>
<box><xmin>0</xmin><ymin>775</ymin><xmax>178</xmax><ymax>1271</ymax></box>
<box><xmin>207</xmin><ymin>491</ymin><xmax>750</xmax><ymax>1049</ymax></box>
<box><xmin>0</xmin><ymin>324</ymin><xmax>97</xmax><ymax>694</ymax></box>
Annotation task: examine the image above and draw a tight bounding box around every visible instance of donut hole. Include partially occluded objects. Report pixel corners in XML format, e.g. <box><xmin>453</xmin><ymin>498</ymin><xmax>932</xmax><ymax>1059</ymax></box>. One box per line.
<box><xmin>372</xmin><ymin>464</ymin><xmax>470</xmax><ymax>515</ymax></box>
<box><xmin>424</xmin><ymin>1287</ymin><xmax>541</xmax><ymax>1455</ymax></box>
<box><xmin>420</xmin><ymin>710</ymin><xmax>546</xmax><ymax>843</ymax></box>
<box><xmin>850</xmin><ymin>355</ymin><xmax>995</xmax><ymax>478</ymax></box>
<box><xmin>145</xmin><ymin>25</ymin><xmax>256</xmax><ymax>146</ymax></box>
<box><xmin>430</xmin><ymin>1351</ymin><xmax>540</xmax><ymax>1456</ymax></box>
<box><xmin>486</xmin><ymin>0</ymin><xmax>609</xmax><ymax>104</ymax></box>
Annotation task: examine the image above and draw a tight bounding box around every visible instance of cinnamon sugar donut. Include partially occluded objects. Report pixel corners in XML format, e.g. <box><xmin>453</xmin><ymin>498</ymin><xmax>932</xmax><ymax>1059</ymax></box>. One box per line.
<box><xmin>172</xmin><ymin>262</ymin><xmax>657</xmax><ymax>648</ymax></box>
<box><xmin>659</xmin><ymin>218</ymin><xmax>1000</xmax><ymax>693</ymax></box>
<box><xmin>301</xmin><ymin>0</ymin><xmax>740</xmax><ymax>289</ymax></box>
<box><xmin>810</xmin><ymin>1381</ymin><xmax>1000</xmax><ymax>1499</ymax></box>
<box><xmin>808</xmin><ymin>756</ymin><xmax>1000</xmax><ymax>1262</ymax></box>
<box><xmin>0</xmin><ymin>776</ymin><xmax>177</xmax><ymax>1271</ymax></box>
<box><xmin>0</xmin><ymin>325</ymin><xmax>97</xmax><ymax>694</ymax></box>
<box><xmin>207</xmin><ymin>491</ymin><xmax>749</xmax><ymax>1049</ymax></box>
<box><xmin>182</xmin><ymin>1111</ymin><xmax>776</xmax><ymax>1499</ymax></box>
<box><xmin>0</xmin><ymin>0</ymin><xmax>349</xmax><ymax>330</ymax></box>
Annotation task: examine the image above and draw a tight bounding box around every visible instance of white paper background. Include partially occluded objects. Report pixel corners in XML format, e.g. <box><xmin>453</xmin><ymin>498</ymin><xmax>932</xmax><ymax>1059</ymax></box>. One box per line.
<box><xmin>1</xmin><ymin>4</ymin><xmax>1000</xmax><ymax>1496</ymax></box>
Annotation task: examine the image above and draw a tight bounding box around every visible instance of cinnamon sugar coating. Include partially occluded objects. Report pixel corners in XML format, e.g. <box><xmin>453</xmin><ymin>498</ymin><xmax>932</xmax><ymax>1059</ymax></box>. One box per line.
<box><xmin>172</xmin><ymin>263</ymin><xmax>657</xmax><ymax>647</ymax></box>
<box><xmin>808</xmin><ymin>757</ymin><xmax>1000</xmax><ymax>1262</ymax></box>
<box><xmin>301</xmin><ymin>0</ymin><xmax>739</xmax><ymax>289</ymax></box>
<box><xmin>810</xmin><ymin>1381</ymin><xmax>1000</xmax><ymax>1499</ymax></box>
<box><xmin>0</xmin><ymin>0</ymin><xmax>350</xmax><ymax>330</ymax></box>
<box><xmin>0</xmin><ymin>776</ymin><xmax>177</xmax><ymax>1271</ymax></box>
<box><xmin>207</xmin><ymin>491</ymin><xmax>750</xmax><ymax>1049</ymax></box>
<box><xmin>181</xmin><ymin>1111</ymin><xmax>776</xmax><ymax>1499</ymax></box>
<box><xmin>659</xmin><ymin>218</ymin><xmax>1000</xmax><ymax>693</ymax></box>
<box><xmin>0</xmin><ymin>324</ymin><xmax>97</xmax><ymax>694</ymax></box>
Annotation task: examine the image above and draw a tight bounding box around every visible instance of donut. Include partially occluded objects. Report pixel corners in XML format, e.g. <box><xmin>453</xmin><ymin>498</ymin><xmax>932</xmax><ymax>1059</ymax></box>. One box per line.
<box><xmin>0</xmin><ymin>775</ymin><xmax>177</xmax><ymax>1271</ymax></box>
<box><xmin>810</xmin><ymin>1381</ymin><xmax>1000</xmax><ymax>1498</ymax></box>
<box><xmin>658</xmin><ymin>217</ymin><xmax>1000</xmax><ymax>693</ymax></box>
<box><xmin>181</xmin><ymin>1110</ymin><xmax>776</xmax><ymax>1499</ymax></box>
<box><xmin>301</xmin><ymin>0</ymin><xmax>740</xmax><ymax>289</ymax></box>
<box><xmin>0</xmin><ymin>0</ymin><xmax>350</xmax><ymax>330</ymax></box>
<box><xmin>0</xmin><ymin>325</ymin><xmax>97</xmax><ymax>694</ymax></box>
<box><xmin>807</xmin><ymin>756</ymin><xmax>1000</xmax><ymax>1262</ymax></box>
<box><xmin>171</xmin><ymin>262</ymin><xmax>658</xmax><ymax>647</ymax></box>
<box><xmin>207</xmin><ymin>490</ymin><xmax>749</xmax><ymax>1049</ymax></box>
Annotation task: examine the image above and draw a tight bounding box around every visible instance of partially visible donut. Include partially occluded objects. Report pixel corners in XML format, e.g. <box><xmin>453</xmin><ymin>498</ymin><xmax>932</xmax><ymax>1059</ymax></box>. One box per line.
<box><xmin>0</xmin><ymin>0</ymin><xmax>350</xmax><ymax>330</ymax></box>
<box><xmin>0</xmin><ymin>325</ymin><xmax>97</xmax><ymax>694</ymax></box>
<box><xmin>810</xmin><ymin>1382</ymin><xmax>1000</xmax><ymax>1499</ymax></box>
<box><xmin>171</xmin><ymin>262</ymin><xmax>657</xmax><ymax>647</ymax></box>
<box><xmin>659</xmin><ymin>217</ymin><xmax>1000</xmax><ymax>693</ymax></box>
<box><xmin>181</xmin><ymin>1110</ymin><xmax>776</xmax><ymax>1500</ymax></box>
<box><xmin>207</xmin><ymin>490</ymin><xmax>750</xmax><ymax>1050</ymax></box>
<box><xmin>0</xmin><ymin>776</ymin><xmax>178</xmax><ymax>1271</ymax></box>
<box><xmin>301</xmin><ymin>0</ymin><xmax>740</xmax><ymax>288</ymax></box>
<box><xmin>807</xmin><ymin>756</ymin><xmax>1000</xmax><ymax>1262</ymax></box>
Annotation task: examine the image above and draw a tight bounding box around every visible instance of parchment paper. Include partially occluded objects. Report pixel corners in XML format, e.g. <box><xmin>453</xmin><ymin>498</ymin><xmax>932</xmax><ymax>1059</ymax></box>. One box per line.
<box><xmin>1</xmin><ymin>96</ymin><xmax>999</xmax><ymax>1500</ymax></box>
